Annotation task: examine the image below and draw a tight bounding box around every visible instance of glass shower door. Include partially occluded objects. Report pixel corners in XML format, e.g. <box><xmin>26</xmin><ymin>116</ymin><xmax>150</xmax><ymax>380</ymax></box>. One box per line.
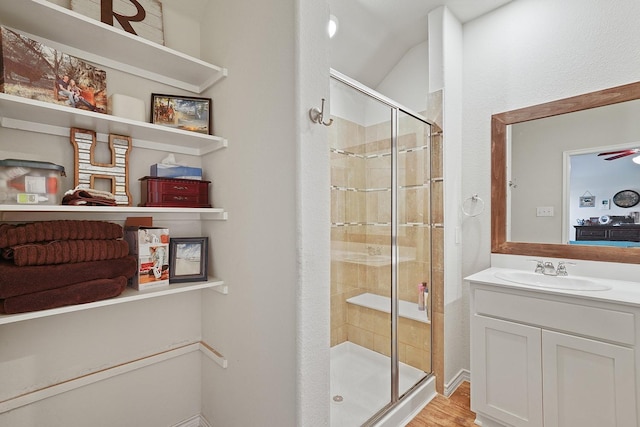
<box><xmin>396</xmin><ymin>111</ymin><xmax>432</xmax><ymax>397</ymax></box>
<box><xmin>329</xmin><ymin>71</ymin><xmax>433</xmax><ymax>427</ymax></box>
<box><xmin>330</xmin><ymin>76</ymin><xmax>394</xmax><ymax>426</ymax></box>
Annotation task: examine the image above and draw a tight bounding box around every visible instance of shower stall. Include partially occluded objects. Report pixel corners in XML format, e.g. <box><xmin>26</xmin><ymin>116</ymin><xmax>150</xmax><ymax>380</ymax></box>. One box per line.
<box><xmin>329</xmin><ymin>70</ymin><xmax>440</xmax><ymax>426</ymax></box>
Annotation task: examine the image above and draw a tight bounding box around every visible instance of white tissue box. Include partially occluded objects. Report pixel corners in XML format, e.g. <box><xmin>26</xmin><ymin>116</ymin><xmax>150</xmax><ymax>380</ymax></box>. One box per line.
<box><xmin>108</xmin><ymin>94</ymin><xmax>145</xmax><ymax>122</ymax></box>
<box><xmin>150</xmin><ymin>164</ymin><xmax>203</xmax><ymax>180</ymax></box>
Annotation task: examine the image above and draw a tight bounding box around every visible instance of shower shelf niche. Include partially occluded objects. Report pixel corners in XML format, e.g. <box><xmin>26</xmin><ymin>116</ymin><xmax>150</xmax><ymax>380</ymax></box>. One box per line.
<box><xmin>347</xmin><ymin>292</ymin><xmax>430</xmax><ymax>324</ymax></box>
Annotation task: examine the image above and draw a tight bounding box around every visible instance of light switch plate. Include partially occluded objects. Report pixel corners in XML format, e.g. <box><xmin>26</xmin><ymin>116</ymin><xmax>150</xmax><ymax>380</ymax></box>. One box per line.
<box><xmin>536</xmin><ymin>206</ymin><xmax>554</xmax><ymax>217</ymax></box>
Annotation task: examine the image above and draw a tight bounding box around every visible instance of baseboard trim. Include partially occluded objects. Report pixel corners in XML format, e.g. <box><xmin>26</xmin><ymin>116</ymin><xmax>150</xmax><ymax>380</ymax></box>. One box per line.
<box><xmin>171</xmin><ymin>414</ymin><xmax>213</xmax><ymax>427</ymax></box>
<box><xmin>0</xmin><ymin>340</ymin><xmax>227</xmax><ymax>414</ymax></box>
<box><xmin>444</xmin><ymin>368</ymin><xmax>470</xmax><ymax>397</ymax></box>
<box><xmin>172</xmin><ymin>414</ymin><xmax>203</xmax><ymax>427</ymax></box>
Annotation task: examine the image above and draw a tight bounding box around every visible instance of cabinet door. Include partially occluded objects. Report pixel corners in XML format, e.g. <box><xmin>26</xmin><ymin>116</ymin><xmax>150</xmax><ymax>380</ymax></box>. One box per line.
<box><xmin>471</xmin><ymin>315</ymin><xmax>543</xmax><ymax>427</ymax></box>
<box><xmin>542</xmin><ymin>330</ymin><xmax>637</xmax><ymax>427</ymax></box>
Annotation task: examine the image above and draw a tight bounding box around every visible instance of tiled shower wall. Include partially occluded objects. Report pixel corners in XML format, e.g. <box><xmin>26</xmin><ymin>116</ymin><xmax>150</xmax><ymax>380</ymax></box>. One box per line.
<box><xmin>329</xmin><ymin>102</ymin><xmax>444</xmax><ymax>375</ymax></box>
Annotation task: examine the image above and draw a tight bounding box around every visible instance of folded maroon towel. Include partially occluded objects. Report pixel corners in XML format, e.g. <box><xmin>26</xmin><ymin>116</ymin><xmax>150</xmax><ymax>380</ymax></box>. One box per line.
<box><xmin>0</xmin><ymin>256</ymin><xmax>137</xmax><ymax>299</ymax></box>
<box><xmin>3</xmin><ymin>239</ymin><xmax>129</xmax><ymax>266</ymax></box>
<box><xmin>0</xmin><ymin>220</ymin><xmax>123</xmax><ymax>249</ymax></box>
<box><xmin>2</xmin><ymin>276</ymin><xmax>128</xmax><ymax>314</ymax></box>
<box><xmin>62</xmin><ymin>189</ymin><xmax>117</xmax><ymax>206</ymax></box>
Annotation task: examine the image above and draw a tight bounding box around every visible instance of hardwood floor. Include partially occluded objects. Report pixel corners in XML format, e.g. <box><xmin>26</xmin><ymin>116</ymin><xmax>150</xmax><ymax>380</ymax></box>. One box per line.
<box><xmin>406</xmin><ymin>382</ymin><xmax>476</xmax><ymax>426</ymax></box>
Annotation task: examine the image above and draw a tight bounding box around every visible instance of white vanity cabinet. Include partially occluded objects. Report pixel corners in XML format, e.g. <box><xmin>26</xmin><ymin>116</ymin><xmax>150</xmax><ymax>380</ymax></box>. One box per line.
<box><xmin>469</xmin><ymin>277</ymin><xmax>640</xmax><ymax>427</ymax></box>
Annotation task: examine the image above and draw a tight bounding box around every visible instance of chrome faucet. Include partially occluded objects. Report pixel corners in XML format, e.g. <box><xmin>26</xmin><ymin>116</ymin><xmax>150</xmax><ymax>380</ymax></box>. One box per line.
<box><xmin>532</xmin><ymin>260</ymin><xmax>545</xmax><ymax>274</ymax></box>
<box><xmin>532</xmin><ymin>259</ymin><xmax>575</xmax><ymax>276</ymax></box>
<box><xmin>543</xmin><ymin>261</ymin><xmax>557</xmax><ymax>276</ymax></box>
<box><xmin>556</xmin><ymin>261</ymin><xmax>575</xmax><ymax>276</ymax></box>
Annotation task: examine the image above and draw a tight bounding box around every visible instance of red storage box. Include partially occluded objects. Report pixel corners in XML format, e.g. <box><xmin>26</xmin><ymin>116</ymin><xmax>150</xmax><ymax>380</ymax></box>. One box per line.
<box><xmin>139</xmin><ymin>176</ymin><xmax>211</xmax><ymax>208</ymax></box>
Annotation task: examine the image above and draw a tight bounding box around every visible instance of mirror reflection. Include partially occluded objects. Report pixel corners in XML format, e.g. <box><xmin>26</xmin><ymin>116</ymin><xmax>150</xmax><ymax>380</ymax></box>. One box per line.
<box><xmin>508</xmin><ymin>99</ymin><xmax>640</xmax><ymax>247</ymax></box>
<box><xmin>492</xmin><ymin>81</ymin><xmax>640</xmax><ymax>264</ymax></box>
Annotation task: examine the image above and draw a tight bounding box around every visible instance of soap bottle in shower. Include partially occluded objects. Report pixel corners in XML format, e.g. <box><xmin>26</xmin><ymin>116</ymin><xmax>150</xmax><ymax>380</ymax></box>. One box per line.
<box><xmin>418</xmin><ymin>283</ymin><xmax>425</xmax><ymax>311</ymax></box>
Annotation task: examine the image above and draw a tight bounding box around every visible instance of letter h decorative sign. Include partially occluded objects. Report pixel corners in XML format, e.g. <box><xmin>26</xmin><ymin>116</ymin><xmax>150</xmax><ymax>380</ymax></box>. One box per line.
<box><xmin>71</xmin><ymin>0</ymin><xmax>165</xmax><ymax>46</ymax></box>
<box><xmin>70</xmin><ymin>128</ymin><xmax>132</xmax><ymax>206</ymax></box>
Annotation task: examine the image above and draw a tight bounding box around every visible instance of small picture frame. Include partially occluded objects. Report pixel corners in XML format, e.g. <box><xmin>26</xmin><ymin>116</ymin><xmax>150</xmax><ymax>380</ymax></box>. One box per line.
<box><xmin>151</xmin><ymin>94</ymin><xmax>212</xmax><ymax>134</ymax></box>
<box><xmin>169</xmin><ymin>237</ymin><xmax>209</xmax><ymax>283</ymax></box>
<box><xmin>579</xmin><ymin>195</ymin><xmax>595</xmax><ymax>208</ymax></box>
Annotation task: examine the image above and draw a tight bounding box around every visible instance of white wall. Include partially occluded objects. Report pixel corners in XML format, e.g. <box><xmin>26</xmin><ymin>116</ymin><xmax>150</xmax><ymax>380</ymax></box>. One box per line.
<box><xmin>198</xmin><ymin>0</ymin><xmax>328</xmax><ymax>425</ymax></box>
<box><xmin>428</xmin><ymin>6</ymin><xmax>466</xmax><ymax>391</ymax></box>
<box><xmin>0</xmin><ymin>4</ymin><xmax>211</xmax><ymax>426</ymax></box>
<box><xmin>376</xmin><ymin>40</ymin><xmax>429</xmax><ymax>114</ymax></box>
<box><xmin>462</xmin><ymin>0</ymin><xmax>640</xmax><ymax>379</ymax></box>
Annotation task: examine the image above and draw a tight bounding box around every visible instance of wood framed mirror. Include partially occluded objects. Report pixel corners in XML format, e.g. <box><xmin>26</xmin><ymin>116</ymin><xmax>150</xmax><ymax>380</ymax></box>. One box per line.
<box><xmin>492</xmin><ymin>81</ymin><xmax>640</xmax><ymax>264</ymax></box>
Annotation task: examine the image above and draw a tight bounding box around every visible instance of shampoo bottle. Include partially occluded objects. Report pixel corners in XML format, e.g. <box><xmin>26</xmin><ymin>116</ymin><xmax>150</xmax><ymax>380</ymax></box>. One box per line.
<box><xmin>423</xmin><ymin>281</ymin><xmax>430</xmax><ymax>321</ymax></box>
<box><xmin>418</xmin><ymin>283</ymin><xmax>425</xmax><ymax>311</ymax></box>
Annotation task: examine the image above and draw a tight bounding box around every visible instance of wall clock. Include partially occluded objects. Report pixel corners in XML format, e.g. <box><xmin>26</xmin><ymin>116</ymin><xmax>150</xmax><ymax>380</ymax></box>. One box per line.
<box><xmin>612</xmin><ymin>189</ymin><xmax>640</xmax><ymax>208</ymax></box>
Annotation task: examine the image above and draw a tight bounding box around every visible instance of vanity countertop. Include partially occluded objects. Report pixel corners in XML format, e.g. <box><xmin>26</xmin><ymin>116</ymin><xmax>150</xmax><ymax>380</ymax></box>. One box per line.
<box><xmin>466</xmin><ymin>267</ymin><xmax>640</xmax><ymax>308</ymax></box>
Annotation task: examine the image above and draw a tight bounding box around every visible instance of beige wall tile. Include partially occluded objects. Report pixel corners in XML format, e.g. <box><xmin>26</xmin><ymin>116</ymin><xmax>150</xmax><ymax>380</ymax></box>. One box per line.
<box><xmin>431</xmin><ymin>227</ymin><xmax>444</xmax><ymax>272</ymax></box>
<box><xmin>432</xmin><ymin>310</ymin><xmax>445</xmax><ymax>394</ymax></box>
<box><xmin>430</xmin><ymin>134</ymin><xmax>443</xmax><ymax>179</ymax></box>
<box><xmin>405</xmin><ymin>345</ymin><xmax>430</xmax><ymax>372</ymax></box>
<box><xmin>398</xmin><ymin>317</ymin><xmax>426</xmax><ymax>348</ymax></box>
<box><xmin>431</xmin><ymin>269</ymin><xmax>444</xmax><ymax>315</ymax></box>
<box><xmin>373</xmin><ymin>311</ymin><xmax>391</xmax><ymax>338</ymax></box>
<box><xmin>373</xmin><ymin>333</ymin><xmax>391</xmax><ymax>357</ymax></box>
<box><xmin>431</xmin><ymin>180</ymin><xmax>443</xmax><ymax>225</ymax></box>
<box><xmin>347</xmin><ymin>324</ymin><xmax>374</xmax><ymax>350</ymax></box>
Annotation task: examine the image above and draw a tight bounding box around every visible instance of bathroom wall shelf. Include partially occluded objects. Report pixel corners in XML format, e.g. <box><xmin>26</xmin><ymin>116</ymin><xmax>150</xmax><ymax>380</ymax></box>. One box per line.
<box><xmin>0</xmin><ymin>205</ymin><xmax>228</xmax><ymax>222</ymax></box>
<box><xmin>0</xmin><ymin>278</ymin><xmax>226</xmax><ymax>326</ymax></box>
<box><xmin>0</xmin><ymin>94</ymin><xmax>227</xmax><ymax>156</ymax></box>
<box><xmin>0</xmin><ymin>0</ymin><xmax>227</xmax><ymax>93</ymax></box>
<box><xmin>347</xmin><ymin>292</ymin><xmax>430</xmax><ymax>324</ymax></box>
<box><xmin>331</xmin><ymin>222</ymin><xmax>431</xmax><ymax>228</ymax></box>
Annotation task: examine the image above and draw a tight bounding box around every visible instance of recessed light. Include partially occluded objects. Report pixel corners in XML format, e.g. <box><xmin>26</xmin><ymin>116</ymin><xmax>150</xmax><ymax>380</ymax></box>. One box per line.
<box><xmin>328</xmin><ymin>15</ymin><xmax>338</xmax><ymax>38</ymax></box>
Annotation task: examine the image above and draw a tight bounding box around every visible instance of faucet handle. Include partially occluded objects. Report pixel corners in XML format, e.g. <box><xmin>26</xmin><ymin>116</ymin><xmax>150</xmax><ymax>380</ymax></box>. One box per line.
<box><xmin>529</xmin><ymin>259</ymin><xmax>545</xmax><ymax>274</ymax></box>
<box><xmin>556</xmin><ymin>261</ymin><xmax>575</xmax><ymax>276</ymax></box>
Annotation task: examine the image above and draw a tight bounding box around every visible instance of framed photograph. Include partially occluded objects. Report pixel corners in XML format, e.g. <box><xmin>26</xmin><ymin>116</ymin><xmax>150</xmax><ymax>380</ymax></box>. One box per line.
<box><xmin>1</xmin><ymin>27</ymin><xmax>108</xmax><ymax>113</ymax></box>
<box><xmin>579</xmin><ymin>195</ymin><xmax>595</xmax><ymax>208</ymax></box>
<box><xmin>151</xmin><ymin>93</ymin><xmax>212</xmax><ymax>134</ymax></box>
<box><xmin>169</xmin><ymin>237</ymin><xmax>209</xmax><ymax>283</ymax></box>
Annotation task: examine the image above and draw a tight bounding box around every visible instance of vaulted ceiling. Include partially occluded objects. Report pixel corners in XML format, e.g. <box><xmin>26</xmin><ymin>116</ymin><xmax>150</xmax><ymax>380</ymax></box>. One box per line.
<box><xmin>160</xmin><ymin>0</ymin><xmax>513</xmax><ymax>90</ymax></box>
<box><xmin>329</xmin><ymin>0</ymin><xmax>513</xmax><ymax>88</ymax></box>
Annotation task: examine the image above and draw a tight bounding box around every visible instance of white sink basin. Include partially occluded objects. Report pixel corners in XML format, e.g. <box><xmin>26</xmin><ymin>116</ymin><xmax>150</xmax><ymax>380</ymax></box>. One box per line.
<box><xmin>494</xmin><ymin>271</ymin><xmax>611</xmax><ymax>291</ymax></box>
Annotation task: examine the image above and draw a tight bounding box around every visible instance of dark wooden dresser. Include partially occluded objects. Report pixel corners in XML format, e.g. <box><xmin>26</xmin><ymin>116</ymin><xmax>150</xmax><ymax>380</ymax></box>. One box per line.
<box><xmin>574</xmin><ymin>225</ymin><xmax>640</xmax><ymax>242</ymax></box>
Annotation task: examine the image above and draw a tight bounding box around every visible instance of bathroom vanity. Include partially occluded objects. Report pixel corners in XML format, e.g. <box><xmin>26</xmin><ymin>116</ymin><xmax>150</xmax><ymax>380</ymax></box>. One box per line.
<box><xmin>466</xmin><ymin>268</ymin><xmax>640</xmax><ymax>427</ymax></box>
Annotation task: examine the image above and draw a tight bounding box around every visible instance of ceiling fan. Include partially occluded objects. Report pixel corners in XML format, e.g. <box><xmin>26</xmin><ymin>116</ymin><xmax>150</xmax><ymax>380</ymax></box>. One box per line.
<box><xmin>597</xmin><ymin>148</ymin><xmax>640</xmax><ymax>161</ymax></box>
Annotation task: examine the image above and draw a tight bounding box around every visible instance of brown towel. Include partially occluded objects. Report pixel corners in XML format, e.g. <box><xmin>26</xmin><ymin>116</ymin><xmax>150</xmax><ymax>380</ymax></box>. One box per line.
<box><xmin>3</xmin><ymin>239</ymin><xmax>129</xmax><ymax>266</ymax></box>
<box><xmin>2</xmin><ymin>276</ymin><xmax>128</xmax><ymax>314</ymax></box>
<box><xmin>62</xmin><ymin>189</ymin><xmax>117</xmax><ymax>206</ymax></box>
<box><xmin>0</xmin><ymin>220</ymin><xmax>123</xmax><ymax>249</ymax></box>
<box><xmin>0</xmin><ymin>256</ymin><xmax>137</xmax><ymax>299</ymax></box>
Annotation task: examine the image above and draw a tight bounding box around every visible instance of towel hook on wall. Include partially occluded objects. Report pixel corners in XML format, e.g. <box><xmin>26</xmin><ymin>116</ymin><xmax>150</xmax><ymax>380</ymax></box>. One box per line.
<box><xmin>309</xmin><ymin>98</ymin><xmax>333</xmax><ymax>126</ymax></box>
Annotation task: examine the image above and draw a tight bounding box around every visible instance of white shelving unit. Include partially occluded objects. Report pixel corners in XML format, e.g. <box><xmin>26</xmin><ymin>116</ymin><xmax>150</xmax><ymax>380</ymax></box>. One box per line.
<box><xmin>0</xmin><ymin>278</ymin><xmax>227</xmax><ymax>326</ymax></box>
<box><xmin>0</xmin><ymin>93</ymin><xmax>227</xmax><ymax>156</ymax></box>
<box><xmin>0</xmin><ymin>2</ymin><xmax>229</xmax><ymax>325</ymax></box>
<box><xmin>0</xmin><ymin>204</ymin><xmax>228</xmax><ymax>222</ymax></box>
<box><xmin>0</xmin><ymin>0</ymin><xmax>227</xmax><ymax>93</ymax></box>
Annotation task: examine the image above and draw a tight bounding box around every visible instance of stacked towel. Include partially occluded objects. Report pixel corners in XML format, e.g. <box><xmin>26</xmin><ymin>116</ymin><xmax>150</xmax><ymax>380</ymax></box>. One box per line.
<box><xmin>0</xmin><ymin>220</ymin><xmax>135</xmax><ymax>314</ymax></box>
<box><xmin>2</xmin><ymin>239</ymin><xmax>129</xmax><ymax>266</ymax></box>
